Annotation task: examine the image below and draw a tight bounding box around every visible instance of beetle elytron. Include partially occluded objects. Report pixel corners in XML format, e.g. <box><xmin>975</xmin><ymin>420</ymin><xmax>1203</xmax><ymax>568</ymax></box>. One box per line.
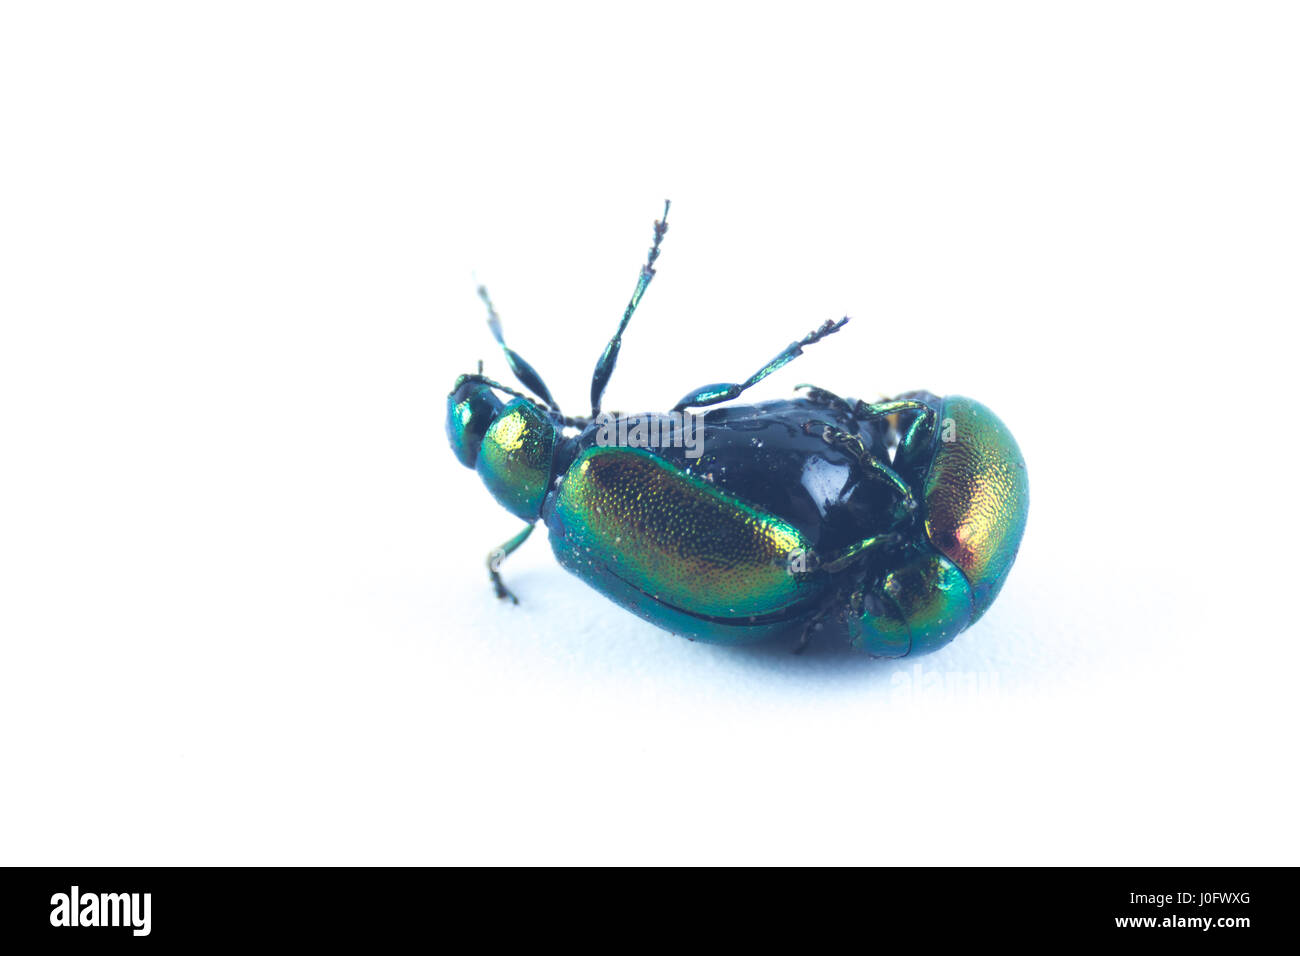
<box><xmin>447</xmin><ymin>202</ymin><xmax>1028</xmax><ymax>656</ymax></box>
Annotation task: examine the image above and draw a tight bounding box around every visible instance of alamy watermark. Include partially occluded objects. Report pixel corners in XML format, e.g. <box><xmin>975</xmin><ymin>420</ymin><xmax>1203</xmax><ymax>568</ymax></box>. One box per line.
<box><xmin>890</xmin><ymin>660</ymin><xmax>1003</xmax><ymax>703</ymax></box>
<box><xmin>593</xmin><ymin>410</ymin><xmax>704</xmax><ymax>458</ymax></box>
<box><xmin>50</xmin><ymin>885</ymin><xmax>151</xmax><ymax>936</ymax></box>
<box><xmin>585</xmin><ymin>410</ymin><xmax>953</xmax><ymax>461</ymax></box>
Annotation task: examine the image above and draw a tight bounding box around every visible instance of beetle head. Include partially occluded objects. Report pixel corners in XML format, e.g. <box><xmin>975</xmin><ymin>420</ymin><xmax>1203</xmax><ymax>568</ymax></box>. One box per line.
<box><xmin>446</xmin><ymin>375</ymin><xmax>505</xmax><ymax>468</ymax></box>
<box><xmin>447</xmin><ymin>374</ymin><xmax>557</xmax><ymax>521</ymax></box>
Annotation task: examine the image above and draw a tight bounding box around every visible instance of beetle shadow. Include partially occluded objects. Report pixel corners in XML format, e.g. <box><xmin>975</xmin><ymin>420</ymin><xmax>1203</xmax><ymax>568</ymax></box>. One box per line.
<box><xmin>460</xmin><ymin>566</ymin><xmax>917</xmax><ymax>689</ymax></box>
<box><xmin>662</xmin><ymin>632</ymin><xmax>918</xmax><ymax>698</ymax></box>
<box><xmin>644</xmin><ymin>606</ymin><xmax>914</xmax><ymax>685</ymax></box>
<box><xmin>708</xmin><ymin>627</ymin><xmax>906</xmax><ymax>675</ymax></box>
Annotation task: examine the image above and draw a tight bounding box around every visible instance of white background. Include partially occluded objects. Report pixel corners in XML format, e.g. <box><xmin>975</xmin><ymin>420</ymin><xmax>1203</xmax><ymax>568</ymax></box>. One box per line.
<box><xmin>2</xmin><ymin>2</ymin><xmax>1297</xmax><ymax>865</ymax></box>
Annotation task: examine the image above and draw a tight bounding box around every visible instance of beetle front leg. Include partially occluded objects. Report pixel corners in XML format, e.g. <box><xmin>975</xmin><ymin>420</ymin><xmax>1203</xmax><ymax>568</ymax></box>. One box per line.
<box><xmin>487</xmin><ymin>522</ymin><xmax>536</xmax><ymax>604</ymax></box>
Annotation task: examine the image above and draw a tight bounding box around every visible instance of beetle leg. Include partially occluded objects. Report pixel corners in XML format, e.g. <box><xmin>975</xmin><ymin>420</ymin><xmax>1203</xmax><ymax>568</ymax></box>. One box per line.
<box><xmin>794</xmin><ymin>382</ymin><xmax>858</xmax><ymax>417</ymax></box>
<box><xmin>791</xmin><ymin>619</ymin><xmax>817</xmax><ymax>654</ymax></box>
<box><xmin>817</xmin><ymin>533</ymin><xmax>903</xmax><ymax>574</ymax></box>
<box><xmin>789</xmin><ymin>532</ymin><xmax>899</xmax><ymax>579</ymax></box>
<box><xmin>791</xmin><ymin>602</ymin><xmax>838</xmax><ymax>654</ymax></box>
<box><xmin>477</xmin><ymin>284</ymin><xmax>562</xmax><ymax>412</ymax></box>
<box><xmin>802</xmin><ymin>420</ymin><xmax>916</xmax><ymax>507</ymax></box>
<box><xmin>852</xmin><ymin>399</ymin><xmax>938</xmax><ymax>457</ymax></box>
<box><xmin>672</xmin><ymin>317</ymin><xmax>850</xmax><ymax>412</ymax></box>
<box><xmin>853</xmin><ymin>398</ymin><xmax>935</xmax><ymax>431</ymax></box>
<box><xmin>589</xmin><ymin>200</ymin><xmax>672</xmax><ymax>418</ymax></box>
<box><xmin>487</xmin><ymin>522</ymin><xmax>536</xmax><ymax>604</ymax></box>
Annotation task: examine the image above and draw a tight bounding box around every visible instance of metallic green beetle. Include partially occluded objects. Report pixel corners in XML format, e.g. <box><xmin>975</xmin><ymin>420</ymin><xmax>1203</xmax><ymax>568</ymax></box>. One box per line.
<box><xmin>448</xmin><ymin>203</ymin><xmax>1028</xmax><ymax>656</ymax></box>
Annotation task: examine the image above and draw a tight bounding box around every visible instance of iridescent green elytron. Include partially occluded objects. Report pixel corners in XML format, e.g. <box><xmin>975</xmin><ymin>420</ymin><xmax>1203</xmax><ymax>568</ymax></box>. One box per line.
<box><xmin>552</xmin><ymin>446</ymin><xmax>816</xmax><ymax>620</ymax></box>
<box><xmin>920</xmin><ymin>396</ymin><xmax>1030</xmax><ymax>619</ymax></box>
<box><xmin>446</xmin><ymin>202</ymin><xmax>1029</xmax><ymax>656</ymax></box>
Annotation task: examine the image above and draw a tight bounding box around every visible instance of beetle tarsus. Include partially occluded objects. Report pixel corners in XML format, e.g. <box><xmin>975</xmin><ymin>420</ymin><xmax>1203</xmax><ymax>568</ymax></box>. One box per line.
<box><xmin>484</xmin><ymin>523</ymin><xmax>536</xmax><ymax>607</ymax></box>
<box><xmin>490</xmin><ymin>570</ymin><xmax>520</xmax><ymax>605</ymax></box>
<box><xmin>795</xmin><ymin>382</ymin><xmax>857</xmax><ymax>417</ymax></box>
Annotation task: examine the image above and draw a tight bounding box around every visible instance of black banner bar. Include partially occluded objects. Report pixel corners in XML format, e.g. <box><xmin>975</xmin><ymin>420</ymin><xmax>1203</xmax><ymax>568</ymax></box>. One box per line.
<box><xmin>0</xmin><ymin>866</ymin><xmax>1287</xmax><ymax>945</ymax></box>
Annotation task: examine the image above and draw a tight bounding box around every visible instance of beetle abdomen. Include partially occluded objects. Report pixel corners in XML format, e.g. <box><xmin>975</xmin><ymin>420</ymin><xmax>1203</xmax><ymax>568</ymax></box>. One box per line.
<box><xmin>922</xmin><ymin>396</ymin><xmax>1029</xmax><ymax>620</ymax></box>
<box><xmin>546</xmin><ymin>446</ymin><xmax>819</xmax><ymax>622</ymax></box>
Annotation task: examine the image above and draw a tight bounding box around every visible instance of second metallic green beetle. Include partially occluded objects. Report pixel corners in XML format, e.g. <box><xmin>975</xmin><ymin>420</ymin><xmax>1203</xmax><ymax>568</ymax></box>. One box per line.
<box><xmin>448</xmin><ymin>203</ymin><xmax>1029</xmax><ymax>656</ymax></box>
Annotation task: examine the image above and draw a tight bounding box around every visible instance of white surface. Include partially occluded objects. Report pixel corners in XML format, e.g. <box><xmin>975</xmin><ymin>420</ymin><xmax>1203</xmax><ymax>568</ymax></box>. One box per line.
<box><xmin>2</xmin><ymin>2</ymin><xmax>1297</xmax><ymax>865</ymax></box>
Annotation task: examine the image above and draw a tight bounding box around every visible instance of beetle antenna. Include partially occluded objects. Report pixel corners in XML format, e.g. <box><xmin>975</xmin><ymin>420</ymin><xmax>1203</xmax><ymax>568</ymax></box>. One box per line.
<box><xmin>477</xmin><ymin>284</ymin><xmax>561</xmax><ymax>411</ymax></box>
<box><xmin>454</xmin><ymin>371</ymin><xmax>536</xmax><ymax>405</ymax></box>
<box><xmin>671</xmin><ymin>317</ymin><xmax>850</xmax><ymax>412</ymax></box>
<box><xmin>589</xmin><ymin>199</ymin><xmax>671</xmax><ymax>418</ymax></box>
